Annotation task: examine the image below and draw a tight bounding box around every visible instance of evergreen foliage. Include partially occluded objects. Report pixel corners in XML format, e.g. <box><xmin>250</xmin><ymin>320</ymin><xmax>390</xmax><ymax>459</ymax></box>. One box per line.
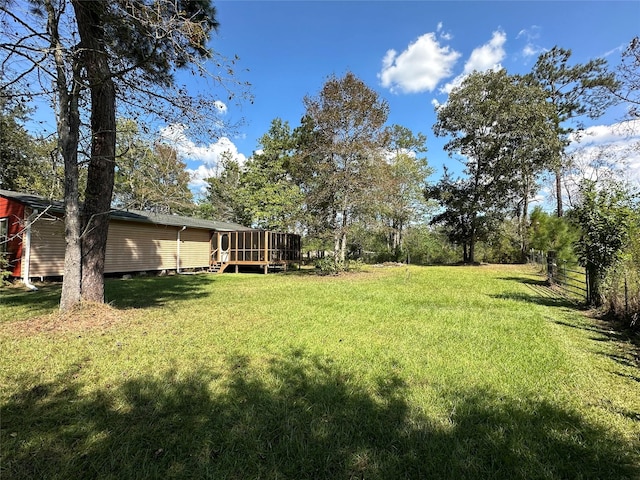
<box><xmin>570</xmin><ymin>180</ymin><xmax>638</xmax><ymax>306</ymax></box>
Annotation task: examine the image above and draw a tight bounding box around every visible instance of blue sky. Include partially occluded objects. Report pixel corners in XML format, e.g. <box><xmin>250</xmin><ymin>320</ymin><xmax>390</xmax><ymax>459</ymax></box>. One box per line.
<box><xmin>170</xmin><ymin>0</ymin><xmax>639</xmax><ymax>202</ymax></box>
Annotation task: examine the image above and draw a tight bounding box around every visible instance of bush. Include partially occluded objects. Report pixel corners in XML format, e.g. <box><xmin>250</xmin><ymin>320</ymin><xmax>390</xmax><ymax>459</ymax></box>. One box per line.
<box><xmin>403</xmin><ymin>226</ymin><xmax>460</xmax><ymax>265</ymax></box>
<box><xmin>528</xmin><ymin>207</ymin><xmax>579</xmax><ymax>263</ymax></box>
<box><xmin>314</xmin><ymin>257</ymin><xmax>364</xmax><ymax>275</ymax></box>
<box><xmin>601</xmin><ymin>232</ymin><xmax>640</xmax><ymax>330</ymax></box>
<box><xmin>481</xmin><ymin>219</ymin><xmax>522</xmax><ymax>264</ymax></box>
<box><xmin>0</xmin><ymin>253</ymin><xmax>11</xmax><ymax>286</ymax></box>
<box><xmin>314</xmin><ymin>257</ymin><xmax>345</xmax><ymax>275</ymax></box>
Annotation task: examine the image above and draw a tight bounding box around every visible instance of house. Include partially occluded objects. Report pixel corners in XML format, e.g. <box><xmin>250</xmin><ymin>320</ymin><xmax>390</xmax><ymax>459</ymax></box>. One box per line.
<box><xmin>0</xmin><ymin>189</ymin><xmax>301</xmax><ymax>286</ymax></box>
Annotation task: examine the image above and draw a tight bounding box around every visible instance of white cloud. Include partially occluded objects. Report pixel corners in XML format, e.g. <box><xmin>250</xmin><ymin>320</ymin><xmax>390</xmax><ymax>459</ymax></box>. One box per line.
<box><xmin>521</xmin><ymin>43</ymin><xmax>540</xmax><ymax>59</ymax></box>
<box><xmin>188</xmin><ymin>165</ymin><xmax>218</xmax><ymax>195</ymax></box>
<box><xmin>516</xmin><ymin>26</ymin><xmax>544</xmax><ymax>61</ymax></box>
<box><xmin>440</xmin><ymin>31</ymin><xmax>453</xmax><ymax>42</ymax></box>
<box><xmin>436</xmin><ymin>21</ymin><xmax>453</xmax><ymax>41</ymax></box>
<box><xmin>441</xmin><ymin>30</ymin><xmax>507</xmax><ymax>93</ymax></box>
<box><xmin>516</xmin><ymin>25</ymin><xmax>540</xmax><ymax>41</ymax></box>
<box><xmin>159</xmin><ymin>124</ymin><xmax>247</xmax><ymax>193</ymax></box>
<box><xmin>566</xmin><ymin>120</ymin><xmax>640</xmax><ymax>190</ymax></box>
<box><xmin>569</xmin><ymin>121</ymin><xmax>640</xmax><ymax>146</ymax></box>
<box><xmin>214</xmin><ymin>100</ymin><xmax>228</xmax><ymax>114</ymax></box>
<box><xmin>378</xmin><ymin>32</ymin><xmax>462</xmax><ymax>94</ymax></box>
<box><xmin>160</xmin><ymin>124</ymin><xmax>247</xmax><ymax>167</ymax></box>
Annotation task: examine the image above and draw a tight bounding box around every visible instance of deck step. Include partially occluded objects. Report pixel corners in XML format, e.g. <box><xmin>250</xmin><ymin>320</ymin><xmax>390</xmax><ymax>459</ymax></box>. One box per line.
<box><xmin>208</xmin><ymin>262</ymin><xmax>226</xmax><ymax>274</ymax></box>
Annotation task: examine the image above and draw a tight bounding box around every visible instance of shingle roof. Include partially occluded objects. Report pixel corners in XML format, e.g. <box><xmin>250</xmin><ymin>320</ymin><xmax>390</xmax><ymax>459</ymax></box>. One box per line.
<box><xmin>0</xmin><ymin>189</ymin><xmax>251</xmax><ymax>232</ymax></box>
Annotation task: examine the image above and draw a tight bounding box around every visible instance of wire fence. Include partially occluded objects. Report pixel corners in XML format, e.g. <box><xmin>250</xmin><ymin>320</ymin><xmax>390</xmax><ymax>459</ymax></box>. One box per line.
<box><xmin>528</xmin><ymin>250</ymin><xmax>589</xmax><ymax>303</ymax></box>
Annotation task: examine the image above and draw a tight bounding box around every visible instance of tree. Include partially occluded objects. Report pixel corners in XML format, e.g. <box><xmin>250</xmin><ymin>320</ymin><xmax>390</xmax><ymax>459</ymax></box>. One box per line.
<box><xmin>1</xmin><ymin>0</ymin><xmax>245</xmax><ymax>310</ymax></box>
<box><xmin>0</xmin><ymin>94</ymin><xmax>36</xmax><ymax>191</ymax></box>
<box><xmin>202</xmin><ymin>151</ymin><xmax>248</xmax><ymax>225</ymax></box>
<box><xmin>497</xmin><ymin>74</ymin><xmax>561</xmax><ymax>257</ymax></box>
<box><xmin>425</xmin><ymin>169</ymin><xmax>501</xmax><ymax>263</ymax></box>
<box><xmin>71</xmin><ymin>0</ymin><xmax>117</xmax><ymax>303</ymax></box>
<box><xmin>431</xmin><ymin>69</ymin><xmax>558</xmax><ymax>263</ymax></box>
<box><xmin>570</xmin><ymin>180</ymin><xmax>637</xmax><ymax>306</ymax></box>
<box><xmin>0</xmin><ymin>92</ymin><xmax>68</xmax><ymax>198</ymax></box>
<box><xmin>376</xmin><ymin>125</ymin><xmax>431</xmax><ymax>259</ymax></box>
<box><xmin>528</xmin><ymin>47</ymin><xmax>617</xmax><ymax>217</ymax></box>
<box><xmin>240</xmin><ymin>119</ymin><xmax>304</xmax><ymax>231</ymax></box>
<box><xmin>295</xmin><ymin>72</ymin><xmax>390</xmax><ymax>263</ymax></box>
<box><xmin>528</xmin><ymin>206</ymin><xmax>579</xmax><ymax>262</ymax></box>
<box><xmin>114</xmin><ymin>119</ymin><xmax>193</xmax><ymax>214</ymax></box>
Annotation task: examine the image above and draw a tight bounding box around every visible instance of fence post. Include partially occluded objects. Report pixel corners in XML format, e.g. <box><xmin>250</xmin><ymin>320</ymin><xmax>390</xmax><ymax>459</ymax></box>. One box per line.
<box><xmin>625</xmin><ymin>274</ymin><xmax>629</xmax><ymax>317</ymax></box>
<box><xmin>585</xmin><ymin>268</ymin><xmax>591</xmax><ymax>304</ymax></box>
<box><xmin>547</xmin><ymin>250</ymin><xmax>557</xmax><ymax>284</ymax></box>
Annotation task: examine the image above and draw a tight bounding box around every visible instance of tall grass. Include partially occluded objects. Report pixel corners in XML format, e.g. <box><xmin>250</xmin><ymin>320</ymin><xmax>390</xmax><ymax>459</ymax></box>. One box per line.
<box><xmin>1</xmin><ymin>265</ymin><xmax>638</xmax><ymax>479</ymax></box>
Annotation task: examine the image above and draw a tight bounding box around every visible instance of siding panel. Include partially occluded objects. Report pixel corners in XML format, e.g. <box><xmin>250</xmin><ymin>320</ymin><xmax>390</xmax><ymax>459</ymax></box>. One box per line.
<box><xmin>178</xmin><ymin>229</ymin><xmax>211</xmax><ymax>269</ymax></box>
<box><xmin>105</xmin><ymin>221</ymin><xmax>179</xmax><ymax>273</ymax></box>
<box><xmin>29</xmin><ymin>216</ymin><xmax>65</xmax><ymax>277</ymax></box>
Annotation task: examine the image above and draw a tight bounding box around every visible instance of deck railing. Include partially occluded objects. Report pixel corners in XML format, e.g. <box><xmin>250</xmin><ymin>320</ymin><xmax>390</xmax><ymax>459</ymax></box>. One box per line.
<box><xmin>227</xmin><ymin>230</ymin><xmax>300</xmax><ymax>264</ymax></box>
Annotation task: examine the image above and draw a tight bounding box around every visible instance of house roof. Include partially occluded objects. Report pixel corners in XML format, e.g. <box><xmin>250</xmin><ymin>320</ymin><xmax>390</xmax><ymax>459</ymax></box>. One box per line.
<box><xmin>0</xmin><ymin>189</ymin><xmax>252</xmax><ymax>232</ymax></box>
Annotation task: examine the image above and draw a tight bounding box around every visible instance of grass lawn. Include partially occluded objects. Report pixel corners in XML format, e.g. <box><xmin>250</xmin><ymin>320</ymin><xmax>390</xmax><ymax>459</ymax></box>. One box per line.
<box><xmin>1</xmin><ymin>264</ymin><xmax>638</xmax><ymax>479</ymax></box>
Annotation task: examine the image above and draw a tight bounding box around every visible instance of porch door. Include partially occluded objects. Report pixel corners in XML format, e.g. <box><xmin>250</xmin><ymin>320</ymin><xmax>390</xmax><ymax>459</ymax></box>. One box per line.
<box><xmin>220</xmin><ymin>233</ymin><xmax>230</xmax><ymax>262</ymax></box>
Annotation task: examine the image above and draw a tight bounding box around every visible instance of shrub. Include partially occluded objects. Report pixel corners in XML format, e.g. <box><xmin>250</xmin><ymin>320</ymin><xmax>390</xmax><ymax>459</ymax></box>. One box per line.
<box><xmin>570</xmin><ymin>180</ymin><xmax>636</xmax><ymax>307</ymax></box>
<box><xmin>601</xmin><ymin>227</ymin><xmax>640</xmax><ymax>329</ymax></box>
<box><xmin>314</xmin><ymin>257</ymin><xmax>344</xmax><ymax>275</ymax></box>
<box><xmin>0</xmin><ymin>253</ymin><xmax>11</xmax><ymax>286</ymax></box>
<box><xmin>528</xmin><ymin>206</ymin><xmax>579</xmax><ymax>263</ymax></box>
<box><xmin>314</xmin><ymin>257</ymin><xmax>364</xmax><ymax>275</ymax></box>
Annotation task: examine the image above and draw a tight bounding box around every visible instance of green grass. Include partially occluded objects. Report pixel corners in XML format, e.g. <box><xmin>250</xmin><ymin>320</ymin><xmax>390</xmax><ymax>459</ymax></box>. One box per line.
<box><xmin>1</xmin><ymin>265</ymin><xmax>638</xmax><ymax>479</ymax></box>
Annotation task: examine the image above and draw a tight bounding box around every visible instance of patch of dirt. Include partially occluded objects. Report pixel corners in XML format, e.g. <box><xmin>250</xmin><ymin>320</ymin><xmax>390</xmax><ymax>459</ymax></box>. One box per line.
<box><xmin>1</xmin><ymin>302</ymin><xmax>140</xmax><ymax>337</ymax></box>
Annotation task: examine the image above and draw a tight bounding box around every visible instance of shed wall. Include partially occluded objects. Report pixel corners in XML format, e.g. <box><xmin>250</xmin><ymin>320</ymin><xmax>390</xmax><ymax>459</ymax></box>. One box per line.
<box><xmin>28</xmin><ymin>215</ymin><xmax>66</xmax><ymax>277</ymax></box>
<box><xmin>25</xmin><ymin>218</ymin><xmax>213</xmax><ymax>277</ymax></box>
<box><xmin>105</xmin><ymin>221</ymin><xmax>177</xmax><ymax>273</ymax></box>
<box><xmin>104</xmin><ymin>221</ymin><xmax>211</xmax><ymax>273</ymax></box>
<box><xmin>177</xmin><ymin>228</ymin><xmax>211</xmax><ymax>269</ymax></box>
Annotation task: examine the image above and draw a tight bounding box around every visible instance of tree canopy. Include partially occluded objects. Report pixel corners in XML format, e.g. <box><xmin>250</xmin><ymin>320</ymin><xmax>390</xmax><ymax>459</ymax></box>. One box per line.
<box><xmin>431</xmin><ymin>69</ymin><xmax>559</xmax><ymax>263</ymax></box>
<box><xmin>295</xmin><ymin>72</ymin><xmax>390</xmax><ymax>263</ymax></box>
<box><xmin>527</xmin><ymin>46</ymin><xmax>617</xmax><ymax>217</ymax></box>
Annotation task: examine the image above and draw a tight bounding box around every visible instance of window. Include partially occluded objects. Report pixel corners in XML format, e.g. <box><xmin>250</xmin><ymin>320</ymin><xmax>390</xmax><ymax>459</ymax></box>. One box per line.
<box><xmin>0</xmin><ymin>218</ymin><xmax>7</xmax><ymax>253</ymax></box>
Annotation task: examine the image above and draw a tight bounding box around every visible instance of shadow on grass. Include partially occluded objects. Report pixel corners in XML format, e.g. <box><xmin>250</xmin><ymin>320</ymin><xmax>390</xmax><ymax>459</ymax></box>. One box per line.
<box><xmin>2</xmin><ymin>349</ymin><xmax>637</xmax><ymax>479</ymax></box>
<box><xmin>498</xmin><ymin>276</ymin><xmax>640</xmax><ymax>386</ymax></box>
<box><xmin>104</xmin><ymin>274</ymin><xmax>215</xmax><ymax>309</ymax></box>
<box><xmin>0</xmin><ymin>283</ymin><xmax>63</xmax><ymax>320</ymax></box>
<box><xmin>0</xmin><ymin>274</ymin><xmax>216</xmax><ymax>317</ymax></box>
<box><xmin>495</xmin><ymin>275</ymin><xmax>583</xmax><ymax>309</ymax></box>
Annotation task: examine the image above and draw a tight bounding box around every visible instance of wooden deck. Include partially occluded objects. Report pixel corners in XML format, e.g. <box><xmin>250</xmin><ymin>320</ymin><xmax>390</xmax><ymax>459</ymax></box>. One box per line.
<box><xmin>210</xmin><ymin>230</ymin><xmax>301</xmax><ymax>274</ymax></box>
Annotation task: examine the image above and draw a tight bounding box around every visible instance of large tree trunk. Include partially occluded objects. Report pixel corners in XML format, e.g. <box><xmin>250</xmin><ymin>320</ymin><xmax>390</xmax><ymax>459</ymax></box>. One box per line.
<box><xmin>73</xmin><ymin>0</ymin><xmax>116</xmax><ymax>303</ymax></box>
<box><xmin>340</xmin><ymin>229</ymin><xmax>347</xmax><ymax>263</ymax></box>
<box><xmin>46</xmin><ymin>0</ymin><xmax>83</xmax><ymax>311</ymax></box>
<box><xmin>467</xmin><ymin>213</ymin><xmax>477</xmax><ymax>264</ymax></box>
<box><xmin>60</xmin><ymin>149</ymin><xmax>82</xmax><ymax>311</ymax></box>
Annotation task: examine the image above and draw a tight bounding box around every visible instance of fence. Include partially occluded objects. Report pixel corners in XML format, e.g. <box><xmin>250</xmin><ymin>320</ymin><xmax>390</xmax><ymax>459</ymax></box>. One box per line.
<box><xmin>528</xmin><ymin>250</ymin><xmax>589</xmax><ymax>303</ymax></box>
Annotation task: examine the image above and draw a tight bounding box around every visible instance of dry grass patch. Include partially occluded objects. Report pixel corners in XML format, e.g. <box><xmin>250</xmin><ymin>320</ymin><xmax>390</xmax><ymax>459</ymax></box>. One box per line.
<box><xmin>0</xmin><ymin>302</ymin><xmax>141</xmax><ymax>337</ymax></box>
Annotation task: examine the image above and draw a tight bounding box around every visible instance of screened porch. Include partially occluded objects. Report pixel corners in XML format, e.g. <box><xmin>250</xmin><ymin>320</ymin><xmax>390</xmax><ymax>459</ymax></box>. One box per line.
<box><xmin>211</xmin><ymin>230</ymin><xmax>301</xmax><ymax>273</ymax></box>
